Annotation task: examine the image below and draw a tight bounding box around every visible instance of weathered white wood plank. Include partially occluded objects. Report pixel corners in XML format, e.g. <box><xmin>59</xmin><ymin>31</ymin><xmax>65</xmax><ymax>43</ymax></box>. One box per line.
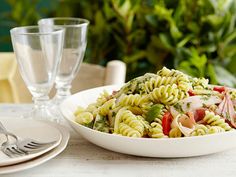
<box><xmin>0</xmin><ymin>104</ymin><xmax>236</xmax><ymax>177</ymax></box>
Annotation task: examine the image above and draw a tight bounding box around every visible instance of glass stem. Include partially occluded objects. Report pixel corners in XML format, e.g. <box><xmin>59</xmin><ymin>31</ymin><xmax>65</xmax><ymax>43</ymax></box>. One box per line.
<box><xmin>55</xmin><ymin>84</ymin><xmax>71</xmax><ymax>103</ymax></box>
<box><xmin>32</xmin><ymin>95</ymin><xmax>50</xmax><ymax>120</ymax></box>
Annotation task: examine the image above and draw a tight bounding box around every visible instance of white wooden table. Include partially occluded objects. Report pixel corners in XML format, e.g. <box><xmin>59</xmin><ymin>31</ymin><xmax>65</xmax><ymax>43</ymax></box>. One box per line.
<box><xmin>1</xmin><ymin>104</ymin><xmax>236</xmax><ymax>177</ymax></box>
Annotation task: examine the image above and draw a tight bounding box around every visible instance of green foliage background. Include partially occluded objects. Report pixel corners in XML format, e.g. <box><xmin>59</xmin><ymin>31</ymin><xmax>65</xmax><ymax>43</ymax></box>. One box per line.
<box><xmin>0</xmin><ymin>0</ymin><xmax>236</xmax><ymax>86</ymax></box>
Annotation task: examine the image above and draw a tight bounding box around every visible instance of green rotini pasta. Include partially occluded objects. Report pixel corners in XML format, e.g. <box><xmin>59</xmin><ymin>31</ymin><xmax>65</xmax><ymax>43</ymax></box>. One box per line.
<box><xmin>148</xmin><ymin>122</ymin><xmax>167</xmax><ymax>138</ymax></box>
<box><xmin>117</xmin><ymin>123</ymin><xmax>142</xmax><ymax>137</ymax></box>
<box><xmin>150</xmin><ymin>84</ymin><xmax>187</xmax><ymax>105</ymax></box>
<box><xmin>137</xmin><ymin>115</ymin><xmax>151</xmax><ymax>135</ymax></box>
<box><xmin>157</xmin><ymin>67</ymin><xmax>192</xmax><ymax>92</ymax></box>
<box><xmin>191</xmin><ymin>124</ymin><xmax>208</xmax><ymax>136</ymax></box>
<box><xmin>86</xmin><ymin>103</ymin><xmax>99</xmax><ymax>117</ymax></box>
<box><xmin>75</xmin><ymin>111</ymin><xmax>94</xmax><ymax>128</ymax></box>
<box><xmin>191</xmin><ymin>124</ymin><xmax>226</xmax><ymax>136</ymax></box>
<box><xmin>191</xmin><ymin>77</ymin><xmax>209</xmax><ymax>90</ymax></box>
<box><xmin>99</xmin><ymin>99</ymin><xmax>116</xmax><ymax>116</ymax></box>
<box><xmin>118</xmin><ymin>94</ymin><xmax>150</xmax><ymax>107</ymax></box>
<box><xmin>229</xmin><ymin>90</ymin><xmax>236</xmax><ymax>100</ymax></box>
<box><xmin>125</xmin><ymin>106</ymin><xmax>143</xmax><ymax>115</ymax></box>
<box><xmin>169</xmin><ymin>127</ymin><xmax>182</xmax><ymax>138</ymax></box>
<box><xmin>207</xmin><ymin>125</ymin><xmax>225</xmax><ymax>134</ymax></box>
<box><xmin>114</xmin><ymin>109</ymin><xmax>145</xmax><ymax>136</ymax></box>
<box><xmin>142</xmin><ymin>76</ymin><xmax>178</xmax><ymax>93</ymax></box>
<box><xmin>96</xmin><ymin>90</ymin><xmax>110</xmax><ymax>106</ymax></box>
<box><xmin>74</xmin><ymin>106</ymin><xmax>85</xmax><ymax>116</ymax></box>
<box><xmin>114</xmin><ymin>73</ymin><xmax>157</xmax><ymax>97</ymax></box>
<box><xmin>203</xmin><ymin>111</ymin><xmax>232</xmax><ymax>131</ymax></box>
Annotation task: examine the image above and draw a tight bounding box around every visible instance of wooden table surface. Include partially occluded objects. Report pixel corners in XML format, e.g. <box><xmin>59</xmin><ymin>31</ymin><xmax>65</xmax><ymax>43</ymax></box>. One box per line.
<box><xmin>0</xmin><ymin>104</ymin><xmax>236</xmax><ymax>177</ymax></box>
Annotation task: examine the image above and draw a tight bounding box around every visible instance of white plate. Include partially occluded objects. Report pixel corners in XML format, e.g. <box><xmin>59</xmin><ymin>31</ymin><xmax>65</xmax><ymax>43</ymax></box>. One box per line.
<box><xmin>0</xmin><ymin>121</ymin><xmax>70</xmax><ymax>174</ymax></box>
<box><xmin>0</xmin><ymin>118</ymin><xmax>62</xmax><ymax>166</ymax></box>
<box><xmin>60</xmin><ymin>85</ymin><xmax>236</xmax><ymax>158</ymax></box>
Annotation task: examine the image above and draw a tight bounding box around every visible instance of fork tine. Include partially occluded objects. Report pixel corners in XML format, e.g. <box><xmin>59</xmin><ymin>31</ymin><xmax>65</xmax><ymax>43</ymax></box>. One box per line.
<box><xmin>24</xmin><ymin>145</ymin><xmax>41</xmax><ymax>149</ymax></box>
<box><xmin>31</xmin><ymin>140</ymin><xmax>57</xmax><ymax>145</ymax></box>
<box><xmin>15</xmin><ymin>147</ymin><xmax>28</xmax><ymax>155</ymax></box>
<box><xmin>27</xmin><ymin>143</ymin><xmax>45</xmax><ymax>147</ymax></box>
<box><xmin>9</xmin><ymin>147</ymin><xmax>23</xmax><ymax>155</ymax></box>
<box><xmin>28</xmin><ymin>142</ymin><xmax>54</xmax><ymax>148</ymax></box>
<box><xmin>20</xmin><ymin>140</ymin><xmax>57</xmax><ymax>150</ymax></box>
<box><xmin>3</xmin><ymin>148</ymin><xmax>15</xmax><ymax>158</ymax></box>
<box><xmin>3</xmin><ymin>148</ymin><xmax>19</xmax><ymax>157</ymax></box>
<box><xmin>9</xmin><ymin>146</ymin><xmax>27</xmax><ymax>156</ymax></box>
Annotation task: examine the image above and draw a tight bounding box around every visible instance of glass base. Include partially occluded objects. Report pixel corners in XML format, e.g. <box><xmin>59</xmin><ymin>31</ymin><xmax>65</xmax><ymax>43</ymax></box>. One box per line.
<box><xmin>51</xmin><ymin>93</ymin><xmax>71</xmax><ymax>106</ymax></box>
<box><xmin>22</xmin><ymin>107</ymin><xmax>58</xmax><ymax>122</ymax></box>
<box><xmin>49</xmin><ymin>84</ymin><xmax>72</xmax><ymax>124</ymax></box>
<box><xmin>23</xmin><ymin>95</ymin><xmax>59</xmax><ymax>122</ymax></box>
<box><xmin>54</xmin><ymin>84</ymin><xmax>72</xmax><ymax>105</ymax></box>
<box><xmin>47</xmin><ymin>102</ymin><xmax>66</xmax><ymax>124</ymax></box>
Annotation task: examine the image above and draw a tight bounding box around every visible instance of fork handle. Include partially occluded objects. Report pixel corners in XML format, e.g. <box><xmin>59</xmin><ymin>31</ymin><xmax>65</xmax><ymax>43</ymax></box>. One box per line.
<box><xmin>0</xmin><ymin>121</ymin><xmax>8</xmax><ymax>134</ymax></box>
<box><xmin>0</xmin><ymin>121</ymin><xmax>18</xmax><ymax>141</ymax></box>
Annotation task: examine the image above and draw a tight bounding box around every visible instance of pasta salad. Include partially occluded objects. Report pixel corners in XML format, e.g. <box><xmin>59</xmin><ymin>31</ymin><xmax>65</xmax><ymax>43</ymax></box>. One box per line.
<box><xmin>74</xmin><ymin>67</ymin><xmax>236</xmax><ymax>138</ymax></box>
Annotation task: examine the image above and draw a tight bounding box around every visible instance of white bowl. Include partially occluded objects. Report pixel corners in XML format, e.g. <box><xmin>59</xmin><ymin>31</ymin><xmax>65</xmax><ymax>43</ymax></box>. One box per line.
<box><xmin>60</xmin><ymin>85</ymin><xmax>236</xmax><ymax>158</ymax></box>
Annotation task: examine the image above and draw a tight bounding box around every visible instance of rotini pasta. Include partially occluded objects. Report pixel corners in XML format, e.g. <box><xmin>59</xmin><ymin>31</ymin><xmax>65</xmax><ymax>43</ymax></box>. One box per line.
<box><xmin>117</xmin><ymin>123</ymin><xmax>142</xmax><ymax>137</ymax></box>
<box><xmin>150</xmin><ymin>84</ymin><xmax>187</xmax><ymax>105</ymax></box>
<box><xmin>207</xmin><ymin>125</ymin><xmax>225</xmax><ymax>134</ymax></box>
<box><xmin>99</xmin><ymin>99</ymin><xmax>116</xmax><ymax>116</ymax></box>
<box><xmin>86</xmin><ymin>103</ymin><xmax>99</xmax><ymax>117</ymax></box>
<box><xmin>169</xmin><ymin>127</ymin><xmax>182</xmax><ymax>138</ymax></box>
<box><xmin>203</xmin><ymin>111</ymin><xmax>232</xmax><ymax>131</ymax></box>
<box><xmin>96</xmin><ymin>90</ymin><xmax>110</xmax><ymax>105</ymax></box>
<box><xmin>73</xmin><ymin>67</ymin><xmax>236</xmax><ymax>138</ymax></box>
<box><xmin>114</xmin><ymin>109</ymin><xmax>145</xmax><ymax>136</ymax></box>
<box><xmin>75</xmin><ymin>111</ymin><xmax>94</xmax><ymax>126</ymax></box>
<box><xmin>74</xmin><ymin>106</ymin><xmax>85</xmax><ymax>116</ymax></box>
<box><xmin>142</xmin><ymin>76</ymin><xmax>178</xmax><ymax>93</ymax></box>
<box><xmin>148</xmin><ymin>122</ymin><xmax>167</xmax><ymax>138</ymax></box>
<box><xmin>191</xmin><ymin>77</ymin><xmax>209</xmax><ymax>90</ymax></box>
<box><xmin>229</xmin><ymin>90</ymin><xmax>236</xmax><ymax>100</ymax></box>
<box><xmin>191</xmin><ymin>124</ymin><xmax>208</xmax><ymax>136</ymax></box>
<box><xmin>118</xmin><ymin>94</ymin><xmax>150</xmax><ymax>107</ymax></box>
<box><xmin>157</xmin><ymin>67</ymin><xmax>192</xmax><ymax>91</ymax></box>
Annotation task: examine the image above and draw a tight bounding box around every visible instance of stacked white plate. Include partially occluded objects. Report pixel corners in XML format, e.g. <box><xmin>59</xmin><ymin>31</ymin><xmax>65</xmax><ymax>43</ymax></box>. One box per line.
<box><xmin>0</xmin><ymin>118</ymin><xmax>70</xmax><ymax>174</ymax></box>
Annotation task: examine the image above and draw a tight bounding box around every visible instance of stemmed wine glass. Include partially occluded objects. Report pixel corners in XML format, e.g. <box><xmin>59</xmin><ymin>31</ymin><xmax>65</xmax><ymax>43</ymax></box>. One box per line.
<box><xmin>38</xmin><ymin>18</ymin><xmax>89</xmax><ymax>105</ymax></box>
<box><xmin>10</xmin><ymin>26</ymin><xmax>64</xmax><ymax>121</ymax></box>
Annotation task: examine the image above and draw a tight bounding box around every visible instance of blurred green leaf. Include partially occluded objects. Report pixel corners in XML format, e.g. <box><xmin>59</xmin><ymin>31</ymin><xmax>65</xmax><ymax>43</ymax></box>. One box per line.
<box><xmin>1</xmin><ymin>0</ymin><xmax>236</xmax><ymax>85</ymax></box>
<box><xmin>123</xmin><ymin>50</ymin><xmax>146</xmax><ymax>63</ymax></box>
<box><xmin>159</xmin><ymin>33</ymin><xmax>173</xmax><ymax>51</ymax></box>
<box><xmin>214</xmin><ymin>65</ymin><xmax>236</xmax><ymax>87</ymax></box>
<box><xmin>207</xmin><ymin>63</ymin><xmax>218</xmax><ymax>85</ymax></box>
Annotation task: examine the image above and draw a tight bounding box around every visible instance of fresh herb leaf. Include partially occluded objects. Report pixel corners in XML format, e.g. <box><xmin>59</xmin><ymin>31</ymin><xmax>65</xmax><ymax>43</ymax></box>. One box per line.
<box><xmin>146</xmin><ymin>104</ymin><xmax>164</xmax><ymax>123</ymax></box>
<box><xmin>173</xmin><ymin>103</ymin><xmax>184</xmax><ymax>113</ymax></box>
<box><xmin>186</xmin><ymin>102</ymin><xmax>191</xmax><ymax>109</ymax></box>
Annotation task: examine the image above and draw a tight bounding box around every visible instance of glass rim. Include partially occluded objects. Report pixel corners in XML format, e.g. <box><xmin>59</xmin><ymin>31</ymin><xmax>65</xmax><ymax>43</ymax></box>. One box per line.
<box><xmin>10</xmin><ymin>26</ymin><xmax>64</xmax><ymax>36</ymax></box>
<box><xmin>38</xmin><ymin>17</ymin><xmax>90</xmax><ymax>27</ymax></box>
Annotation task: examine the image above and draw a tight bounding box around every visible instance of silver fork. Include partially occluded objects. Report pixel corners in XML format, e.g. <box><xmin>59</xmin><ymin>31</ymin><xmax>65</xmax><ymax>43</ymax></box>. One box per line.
<box><xmin>0</xmin><ymin>122</ymin><xmax>27</xmax><ymax>157</ymax></box>
<box><xmin>0</xmin><ymin>121</ymin><xmax>56</xmax><ymax>157</ymax></box>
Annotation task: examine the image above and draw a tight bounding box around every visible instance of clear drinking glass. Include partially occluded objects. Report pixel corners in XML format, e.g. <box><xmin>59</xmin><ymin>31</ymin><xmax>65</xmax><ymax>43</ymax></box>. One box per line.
<box><xmin>10</xmin><ymin>26</ymin><xmax>64</xmax><ymax>121</ymax></box>
<box><xmin>38</xmin><ymin>18</ymin><xmax>89</xmax><ymax>105</ymax></box>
